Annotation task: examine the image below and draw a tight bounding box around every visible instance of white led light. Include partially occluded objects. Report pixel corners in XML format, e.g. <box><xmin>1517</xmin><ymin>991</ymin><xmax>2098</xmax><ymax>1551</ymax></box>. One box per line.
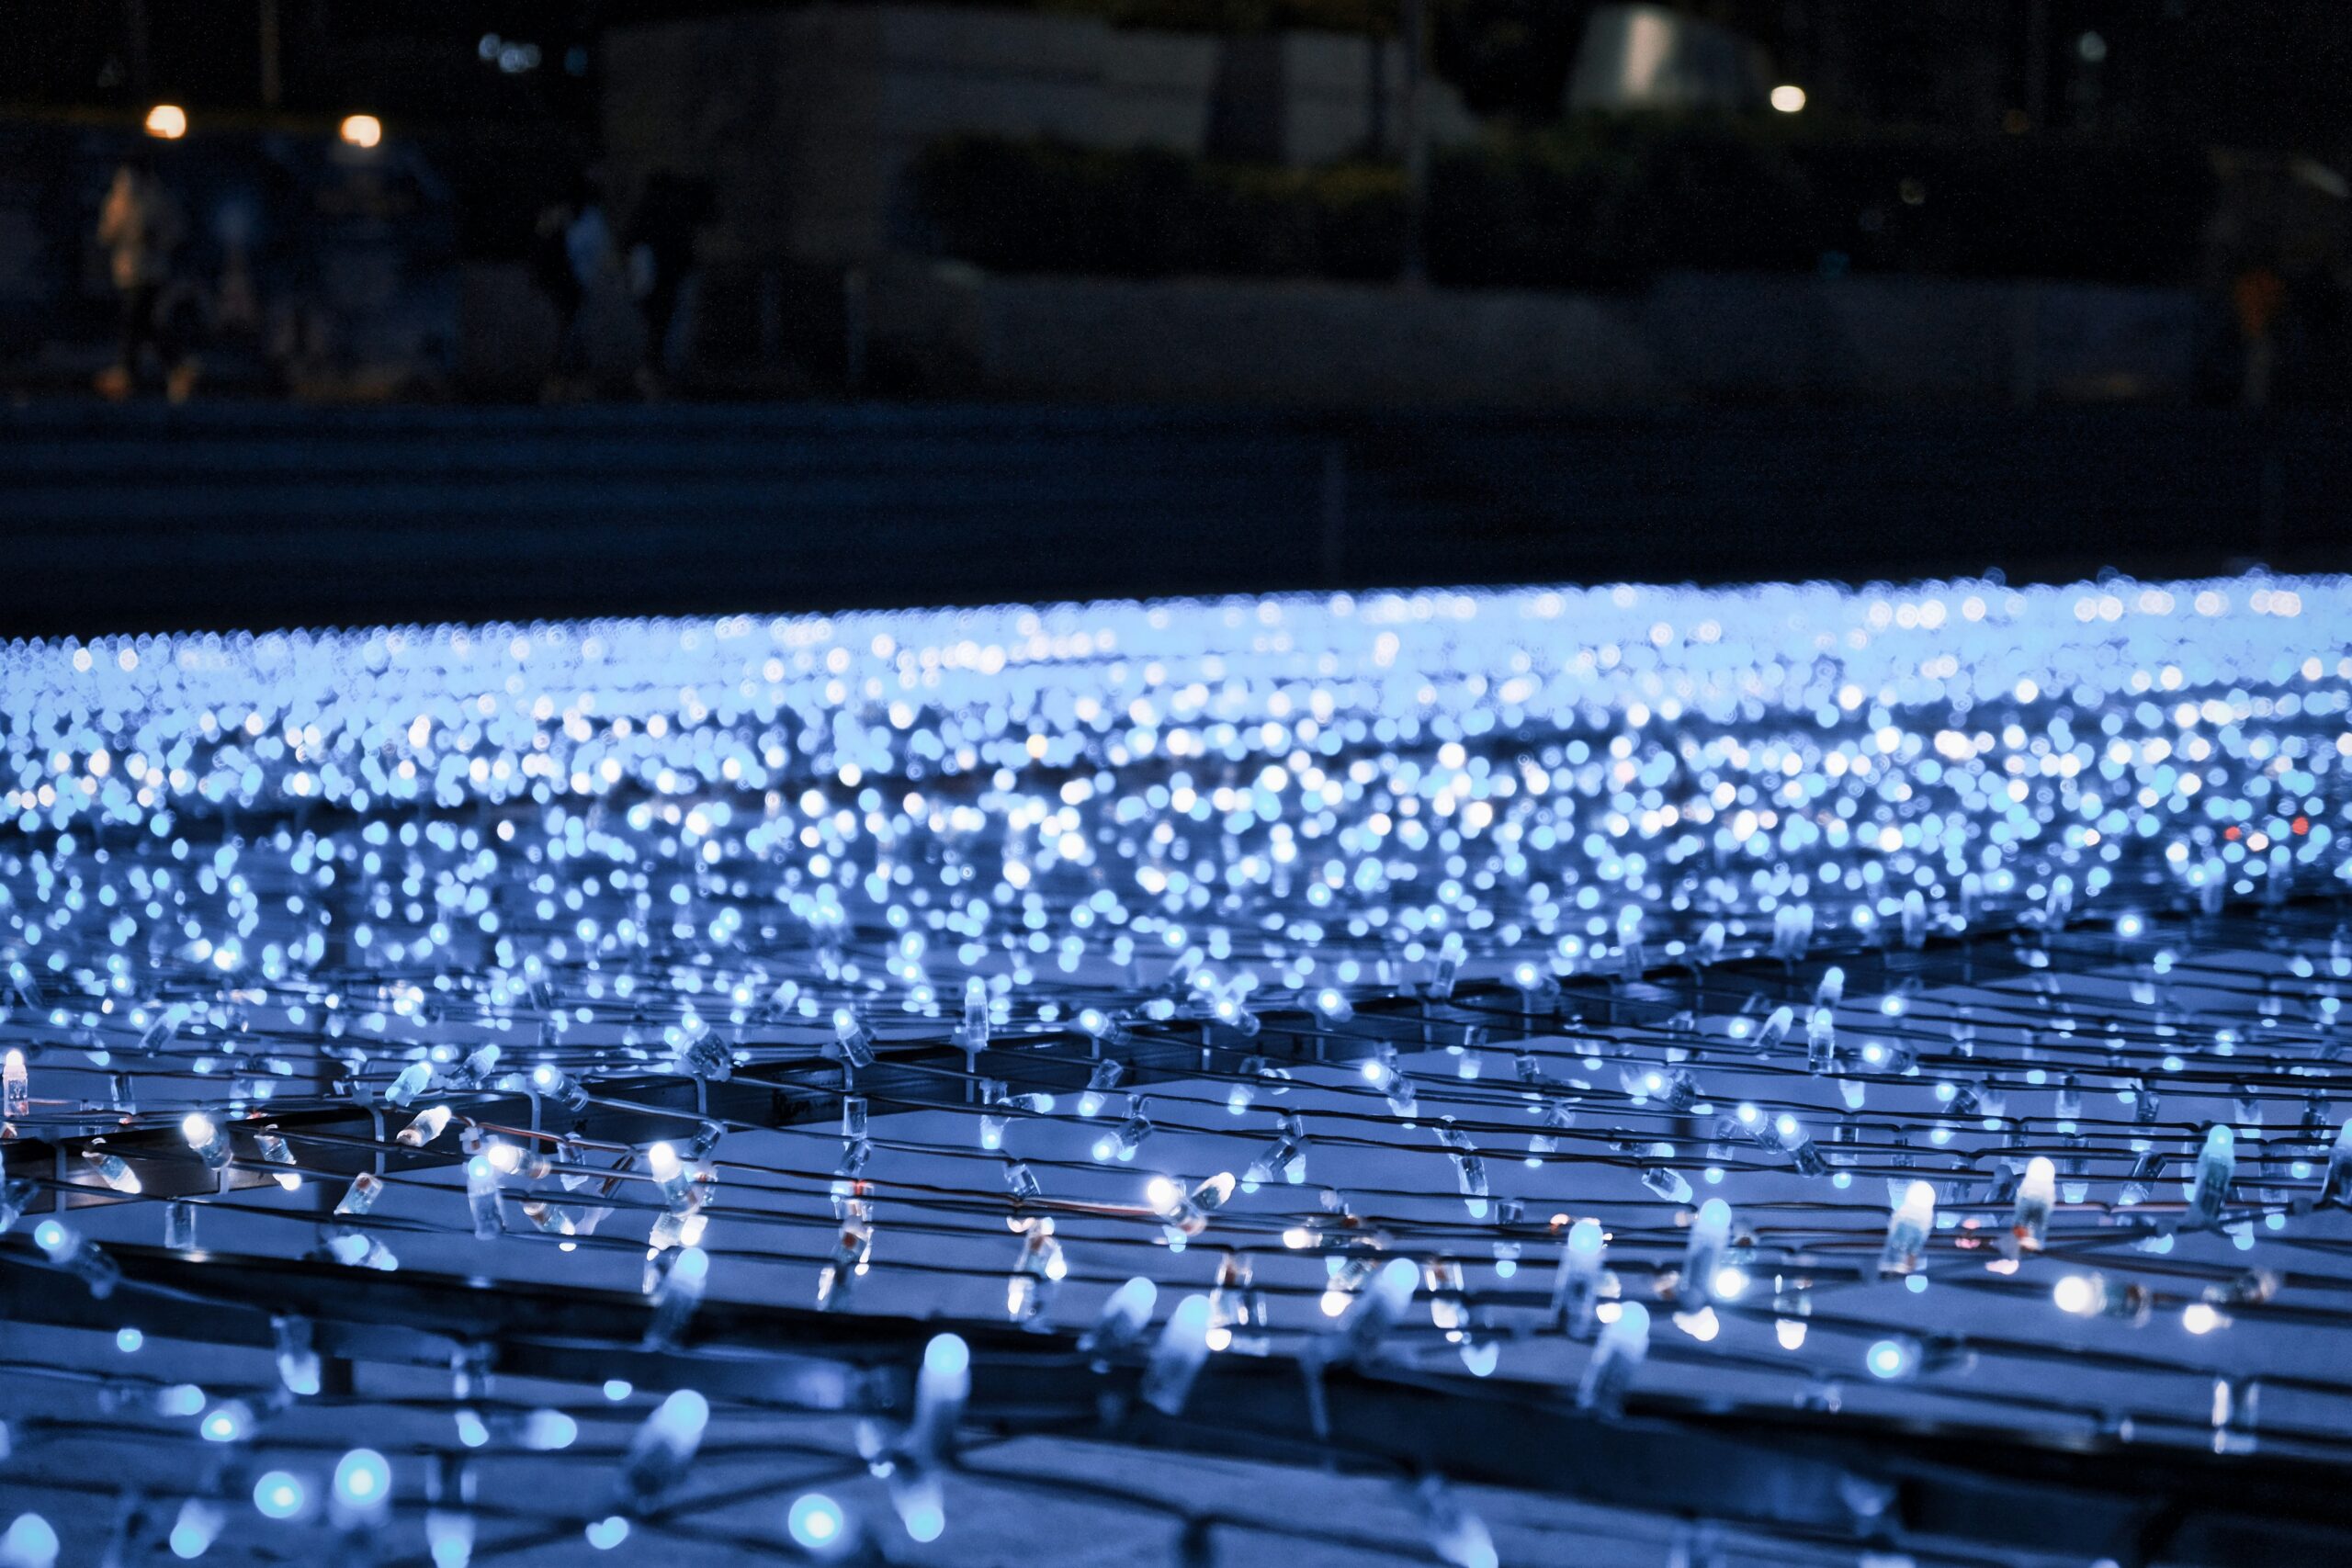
<box><xmin>2052</xmin><ymin>1274</ymin><xmax>2100</xmax><ymax>1315</ymax></box>
<box><xmin>788</xmin><ymin>1493</ymin><xmax>847</xmax><ymax>1551</ymax></box>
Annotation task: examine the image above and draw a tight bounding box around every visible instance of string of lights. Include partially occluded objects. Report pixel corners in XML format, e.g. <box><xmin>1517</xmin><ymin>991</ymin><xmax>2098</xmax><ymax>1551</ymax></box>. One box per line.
<box><xmin>3</xmin><ymin>573</ymin><xmax>2351</xmax><ymax>1565</ymax></box>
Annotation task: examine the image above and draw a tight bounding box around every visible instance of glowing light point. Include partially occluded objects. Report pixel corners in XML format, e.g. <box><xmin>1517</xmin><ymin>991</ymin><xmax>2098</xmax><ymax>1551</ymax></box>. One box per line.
<box><xmin>788</xmin><ymin>1494</ymin><xmax>846</xmax><ymax>1551</ymax></box>
<box><xmin>253</xmin><ymin>1472</ymin><xmax>308</xmax><ymax>1520</ymax></box>
<box><xmin>1866</xmin><ymin>1337</ymin><xmax>1917</xmax><ymax>1381</ymax></box>
<box><xmin>0</xmin><ymin>1515</ymin><xmax>58</xmax><ymax>1568</ymax></box>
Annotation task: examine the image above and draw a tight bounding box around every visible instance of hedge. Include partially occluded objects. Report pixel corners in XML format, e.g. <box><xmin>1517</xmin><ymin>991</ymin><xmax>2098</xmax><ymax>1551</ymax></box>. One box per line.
<box><xmin>907</xmin><ymin>120</ymin><xmax>2212</xmax><ymax>288</ymax></box>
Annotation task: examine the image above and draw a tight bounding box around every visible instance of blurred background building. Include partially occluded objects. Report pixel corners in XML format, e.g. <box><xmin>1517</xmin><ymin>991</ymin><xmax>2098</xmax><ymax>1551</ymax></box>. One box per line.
<box><xmin>1</xmin><ymin>1</ymin><xmax>2349</xmax><ymax>406</ymax></box>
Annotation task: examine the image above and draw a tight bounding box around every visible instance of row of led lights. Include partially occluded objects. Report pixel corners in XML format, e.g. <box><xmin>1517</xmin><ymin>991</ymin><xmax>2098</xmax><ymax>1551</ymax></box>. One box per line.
<box><xmin>0</xmin><ymin>1420</ymin><xmax>895</xmax><ymax>1565</ymax></box>
<box><xmin>0</xmin><ymin>1286</ymin><xmax>2236</xmax><ymax>1568</ymax></box>
<box><xmin>139</xmin><ymin>104</ymin><xmax>382</xmax><ymax>150</ymax></box>
<box><xmin>0</xmin><ymin>1489</ymin><xmax>884</xmax><ymax>1563</ymax></box>
<box><xmin>0</xmin><ymin>1335</ymin><xmax>982</xmax><ymax>1562</ymax></box>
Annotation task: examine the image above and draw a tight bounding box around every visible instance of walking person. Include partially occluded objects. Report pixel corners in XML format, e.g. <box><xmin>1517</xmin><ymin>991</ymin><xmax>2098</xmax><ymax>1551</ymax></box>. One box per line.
<box><xmin>623</xmin><ymin>171</ymin><xmax>715</xmax><ymax>398</ymax></box>
<box><xmin>96</xmin><ymin>151</ymin><xmax>189</xmax><ymax>400</ymax></box>
<box><xmin>2234</xmin><ymin>264</ymin><xmax>2287</xmax><ymax>410</ymax></box>
<box><xmin>531</xmin><ymin>175</ymin><xmax>619</xmax><ymax>400</ymax></box>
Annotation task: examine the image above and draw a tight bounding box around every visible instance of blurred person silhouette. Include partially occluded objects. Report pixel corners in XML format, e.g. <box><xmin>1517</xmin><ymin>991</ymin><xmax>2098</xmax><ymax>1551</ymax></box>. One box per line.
<box><xmin>96</xmin><ymin>150</ymin><xmax>193</xmax><ymax>400</ymax></box>
<box><xmin>2234</xmin><ymin>265</ymin><xmax>2287</xmax><ymax>410</ymax></box>
<box><xmin>531</xmin><ymin>174</ymin><xmax>618</xmax><ymax>400</ymax></box>
<box><xmin>212</xmin><ymin>203</ymin><xmax>263</xmax><ymax>344</ymax></box>
<box><xmin>623</xmin><ymin>171</ymin><xmax>716</xmax><ymax>399</ymax></box>
<box><xmin>527</xmin><ymin>185</ymin><xmax>582</xmax><ymax>399</ymax></box>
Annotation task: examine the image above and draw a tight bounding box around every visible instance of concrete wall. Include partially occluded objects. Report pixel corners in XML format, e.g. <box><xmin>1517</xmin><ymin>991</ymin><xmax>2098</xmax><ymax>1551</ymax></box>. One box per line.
<box><xmin>7</xmin><ymin>402</ymin><xmax>2344</xmax><ymax>637</ymax></box>
<box><xmin>871</xmin><ymin>263</ymin><xmax>2200</xmax><ymax>407</ymax></box>
<box><xmin>964</xmin><ymin>274</ymin><xmax>1668</xmax><ymax>405</ymax></box>
<box><xmin>603</xmin><ymin>4</ymin><xmax>1476</xmax><ymax>267</ymax></box>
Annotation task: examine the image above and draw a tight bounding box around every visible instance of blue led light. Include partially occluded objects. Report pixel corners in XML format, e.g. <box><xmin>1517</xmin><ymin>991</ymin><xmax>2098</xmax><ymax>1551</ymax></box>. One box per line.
<box><xmin>0</xmin><ymin>1515</ymin><xmax>58</xmax><ymax>1568</ymax></box>
<box><xmin>522</xmin><ymin>1409</ymin><xmax>579</xmax><ymax>1450</ymax></box>
<box><xmin>252</xmin><ymin>1471</ymin><xmax>307</xmax><ymax>1520</ymax></box>
<box><xmin>167</xmin><ymin>1500</ymin><xmax>222</xmax><ymax>1560</ymax></box>
<box><xmin>1866</xmin><ymin>1339</ymin><xmax>1915</xmax><ymax>1380</ymax></box>
<box><xmin>903</xmin><ymin>1502</ymin><xmax>944</xmax><ymax>1544</ymax></box>
<box><xmin>787</xmin><ymin>1493</ymin><xmax>846</xmax><ymax>1551</ymax></box>
<box><xmin>334</xmin><ymin>1449</ymin><xmax>390</xmax><ymax>1508</ymax></box>
<box><xmin>647</xmin><ymin>1389</ymin><xmax>708</xmax><ymax>1449</ymax></box>
<box><xmin>198</xmin><ymin>1401</ymin><xmax>250</xmax><ymax>1443</ymax></box>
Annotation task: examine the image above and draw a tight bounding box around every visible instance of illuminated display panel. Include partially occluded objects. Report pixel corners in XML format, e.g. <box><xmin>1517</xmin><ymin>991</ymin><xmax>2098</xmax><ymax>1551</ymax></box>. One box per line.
<box><xmin>1</xmin><ymin>574</ymin><xmax>2347</xmax><ymax>1564</ymax></box>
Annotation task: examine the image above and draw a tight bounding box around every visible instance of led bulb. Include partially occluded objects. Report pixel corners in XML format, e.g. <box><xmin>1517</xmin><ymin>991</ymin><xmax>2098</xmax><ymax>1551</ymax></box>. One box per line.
<box><xmin>2052</xmin><ymin>1273</ymin><xmax>2104</xmax><ymax>1315</ymax></box>
<box><xmin>0</xmin><ymin>1049</ymin><xmax>26</xmax><ymax>1123</ymax></box>
<box><xmin>619</xmin><ymin>1390</ymin><xmax>709</xmax><ymax>1510</ymax></box>
<box><xmin>2009</xmin><ymin>1156</ymin><xmax>2056</xmax><ymax>1257</ymax></box>
<box><xmin>831</xmin><ymin>1008</ymin><xmax>875</xmax><ymax>1068</ymax></box>
<box><xmin>332</xmin><ymin>1449</ymin><xmax>392</xmax><ymax>1523</ymax></box>
<box><xmin>1679</xmin><ymin>1199</ymin><xmax>1732</xmax><ymax>1310</ymax></box>
<box><xmin>1577</xmin><ymin>1300</ymin><xmax>1650</xmax><ymax>1414</ymax></box>
<box><xmin>252</xmin><ymin>1472</ymin><xmax>308</xmax><ymax>1521</ymax></box>
<box><xmin>788</xmin><ymin>1493</ymin><xmax>850</xmax><ymax>1556</ymax></box>
<box><xmin>1879</xmin><ymin>1180</ymin><xmax>1936</xmax><ymax>1278</ymax></box>
<box><xmin>2187</xmin><ymin>1123</ymin><xmax>2234</xmax><ymax>1228</ymax></box>
<box><xmin>1866</xmin><ymin>1337</ymin><xmax>1918</xmax><ymax>1381</ymax></box>
<box><xmin>168</xmin><ymin>1498</ymin><xmax>224</xmax><ymax>1560</ymax></box>
<box><xmin>1139</xmin><ymin>1293</ymin><xmax>1212</xmax><ymax>1416</ymax></box>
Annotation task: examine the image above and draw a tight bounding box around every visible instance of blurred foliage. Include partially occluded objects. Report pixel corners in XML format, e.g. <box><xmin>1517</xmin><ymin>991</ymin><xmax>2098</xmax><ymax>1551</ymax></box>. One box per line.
<box><xmin>1426</xmin><ymin>118</ymin><xmax>1813</xmax><ymax>288</ymax></box>
<box><xmin>910</xmin><ymin>118</ymin><xmax>2213</xmax><ymax>288</ymax></box>
<box><xmin>908</xmin><ymin>138</ymin><xmax>1408</xmax><ymax>279</ymax></box>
